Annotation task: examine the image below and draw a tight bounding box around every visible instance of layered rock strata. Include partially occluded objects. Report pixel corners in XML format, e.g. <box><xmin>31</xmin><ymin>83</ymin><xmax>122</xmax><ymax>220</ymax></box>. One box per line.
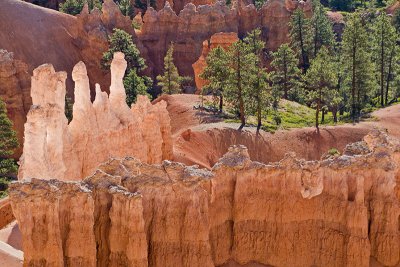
<box><xmin>18</xmin><ymin>52</ymin><xmax>173</xmax><ymax>181</ymax></box>
<box><xmin>10</xmin><ymin>130</ymin><xmax>400</xmax><ymax>266</ymax></box>
<box><xmin>192</xmin><ymin>32</ymin><xmax>239</xmax><ymax>92</ymax></box>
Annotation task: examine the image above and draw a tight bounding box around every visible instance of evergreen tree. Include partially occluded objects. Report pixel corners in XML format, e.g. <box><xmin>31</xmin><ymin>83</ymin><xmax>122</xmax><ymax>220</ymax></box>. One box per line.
<box><xmin>342</xmin><ymin>13</ymin><xmax>376</xmax><ymax>121</ymax></box>
<box><xmin>124</xmin><ymin>69</ymin><xmax>152</xmax><ymax>106</ymax></box>
<box><xmin>310</xmin><ymin>0</ymin><xmax>335</xmax><ymax>57</ymax></box>
<box><xmin>304</xmin><ymin>46</ymin><xmax>338</xmax><ymax>130</ymax></box>
<box><xmin>157</xmin><ymin>44</ymin><xmax>186</xmax><ymax>94</ymax></box>
<box><xmin>290</xmin><ymin>8</ymin><xmax>312</xmax><ymax>72</ymax></box>
<box><xmin>270</xmin><ymin>44</ymin><xmax>302</xmax><ymax>102</ymax></box>
<box><xmin>200</xmin><ymin>46</ymin><xmax>230</xmax><ymax>112</ymax></box>
<box><xmin>60</xmin><ymin>0</ymin><xmax>101</xmax><ymax>15</ymax></box>
<box><xmin>102</xmin><ymin>28</ymin><xmax>146</xmax><ymax>72</ymax></box>
<box><xmin>224</xmin><ymin>40</ymin><xmax>257</xmax><ymax>130</ymax></box>
<box><xmin>372</xmin><ymin>13</ymin><xmax>397</xmax><ymax>106</ymax></box>
<box><xmin>244</xmin><ymin>28</ymin><xmax>271</xmax><ymax>130</ymax></box>
<box><xmin>0</xmin><ymin>97</ymin><xmax>18</xmax><ymax>198</ymax></box>
<box><xmin>116</xmin><ymin>0</ymin><xmax>135</xmax><ymax>18</ymax></box>
<box><xmin>102</xmin><ymin>28</ymin><xmax>152</xmax><ymax>105</ymax></box>
<box><xmin>65</xmin><ymin>95</ymin><xmax>73</xmax><ymax>123</ymax></box>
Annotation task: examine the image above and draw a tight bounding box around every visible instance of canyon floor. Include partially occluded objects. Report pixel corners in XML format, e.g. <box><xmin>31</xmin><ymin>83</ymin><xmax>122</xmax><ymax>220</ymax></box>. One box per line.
<box><xmin>1</xmin><ymin>94</ymin><xmax>399</xmax><ymax>266</ymax></box>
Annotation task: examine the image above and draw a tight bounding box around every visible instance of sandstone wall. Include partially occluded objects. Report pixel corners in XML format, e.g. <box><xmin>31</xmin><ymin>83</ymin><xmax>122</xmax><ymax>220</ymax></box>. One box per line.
<box><xmin>10</xmin><ymin>130</ymin><xmax>400</xmax><ymax>266</ymax></box>
<box><xmin>192</xmin><ymin>32</ymin><xmax>239</xmax><ymax>92</ymax></box>
<box><xmin>0</xmin><ymin>50</ymin><xmax>31</xmax><ymax>157</ymax></box>
<box><xmin>137</xmin><ymin>0</ymin><xmax>311</xmax><ymax>79</ymax></box>
<box><xmin>18</xmin><ymin>52</ymin><xmax>173</xmax><ymax>181</ymax></box>
<box><xmin>0</xmin><ymin>198</ymin><xmax>14</xmax><ymax>230</ymax></box>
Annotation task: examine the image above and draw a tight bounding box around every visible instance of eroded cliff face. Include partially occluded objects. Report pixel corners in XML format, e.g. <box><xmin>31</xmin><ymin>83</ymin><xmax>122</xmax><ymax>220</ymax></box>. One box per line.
<box><xmin>138</xmin><ymin>0</ymin><xmax>311</xmax><ymax>79</ymax></box>
<box><xmin>18</xmin><ymin>52</ymin><xmax>173</xmax><ymax>181</ymax></box>
<box><xmin>0</xmin><ymin>50</ymin><xmax>31</xmax><ymax>157</ymax></box>
<box><xmin>192</xmin><ymin>32</ymin><xmax>239</xmax><ymax>92</ymax></box>
<box><xmin>10</xmin><ymin>130</ymin><xmax>400</xmax><ymax>266</ymax></box>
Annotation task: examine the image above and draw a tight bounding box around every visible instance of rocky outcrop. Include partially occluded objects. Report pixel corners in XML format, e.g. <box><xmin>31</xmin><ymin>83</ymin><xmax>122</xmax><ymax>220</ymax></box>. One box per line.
<box><xmin>138</xmin><ymin>0</ymin><xmax>312</xmax><ymax>81</ymax></box>
<box><xmin>10</xmin><ymin>130</ymin><xmax>400</xmax><ymax>266</ymax></box>
<box><xmin>327</xmin><ymin>11</ymin><xmax>345</xmax><ymax>42</ymax></box>
<box><xmin>192</xmin><ymin>32</ymin><xmax>239</xmax><ymax>92</ymax></box>
<box><xmin>0</xmin><ymin>50</ymin><xmax>31</xmax><ymax>157</ymax></box>
<box><xmin>0</xmin><ymin>198</ymin><xmax>14</xmax><ymax>230</ymax></box>
<box><xmin>18</xmin><ymin>52</ymin><xmax>173</xmax><ymax>181</ymax></box>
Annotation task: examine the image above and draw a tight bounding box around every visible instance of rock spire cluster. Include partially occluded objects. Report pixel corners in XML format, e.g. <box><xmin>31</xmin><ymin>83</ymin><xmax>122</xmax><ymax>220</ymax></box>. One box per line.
<box><xmin>18</xmin><ymin>52</ymin><xmax>173</xmax><ymax>181</ymax></box>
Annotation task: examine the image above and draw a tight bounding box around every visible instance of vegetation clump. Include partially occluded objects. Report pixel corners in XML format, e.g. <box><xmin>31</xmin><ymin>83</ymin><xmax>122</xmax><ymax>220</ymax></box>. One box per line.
<box><xmin>0</xmin><ymin>97</ymin><xmax>19</xmax><ymax>198</ymax></box>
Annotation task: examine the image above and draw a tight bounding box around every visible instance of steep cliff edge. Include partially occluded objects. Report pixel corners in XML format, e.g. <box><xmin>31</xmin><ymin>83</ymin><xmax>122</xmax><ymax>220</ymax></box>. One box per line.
<box><xmin>18</xmin><ymin>52</ymin><xmax>173</xmax><ymax>181</ymax></box>
<box><xmin>10</xmin><ymin>130</ymin><xmax>400</xmax><ymax>266</ymax></box>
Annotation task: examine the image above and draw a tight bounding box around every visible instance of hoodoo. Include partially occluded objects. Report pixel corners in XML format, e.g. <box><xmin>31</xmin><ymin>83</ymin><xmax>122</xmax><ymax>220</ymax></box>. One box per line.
<box><xmin>18</xmin><ymin>53</ymin><xmax>173</xmax><ymax>181</ymax></box>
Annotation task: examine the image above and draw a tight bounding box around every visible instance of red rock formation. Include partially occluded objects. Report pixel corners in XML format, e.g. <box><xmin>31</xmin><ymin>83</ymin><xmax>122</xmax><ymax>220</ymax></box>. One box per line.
<box><xmin>192</xmin><ymin>32</ymin><xmax>239</xmax><ymax>92</ymax></box>
<box><xmin>0</xmin><ymin>198</ymin><xmax>14</xmax><ymax>230</ymax></box>
<box><xmin>138</xmin><ymin>0</ymin><xmax>312</xmax><ymax>82</ymax></box>
<box><xmin>18</xmin><ymin>53</ymin><xmax>173</xmax><ymax>181</ymax></box>
<box><xmin>0</xmin><ymin>50</ymin><xmax>31</xmax><ymax>157</ymax></box>
<box><xmin>10</xmin><ymin>130</ymin><xmax>400</xmax><ymax>266</ymax></box>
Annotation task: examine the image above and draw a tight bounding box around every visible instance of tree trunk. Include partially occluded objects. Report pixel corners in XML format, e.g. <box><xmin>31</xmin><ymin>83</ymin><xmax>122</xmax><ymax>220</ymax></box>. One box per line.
<box><xmin>315</xmin><ymin>105</ymin><xmax>320</xmax><ymax>131</ymax></box>
<box><xmin>351</xmin><ymin>45</ymin><xmax>356</xmax><ymax>123</ymax></box>
<box><xmin>257</xmin><ymin>103</ymin><xmax>262</xmax><ymax>132</ymax></box>
<box><xmin>380</xmin><ymin>26</ymin><xmax>385</xmax><ymax>107</ymax></box>
<box><xmin>219</xmin><ymin>95</ymin><xmax>223</xmax><ymax>113</ymax></box>
<box><xmin>237</xmin><ymin>49</ymin><xmax>245</xmax><ymax>131</ymax></box>
<box><xmin>385</xmin><ymin>47</ymin><xmax>394</xmax><ymax>106</ymax></box>
<box><xmin>321</xmin><ymin>108</ymin><xmax>325</xmax><ymax>124</ymax></box>
<box><xmin>332</xmin><ymin>110</ymin><xmax>337</xmax><ymax>123</ymax></box>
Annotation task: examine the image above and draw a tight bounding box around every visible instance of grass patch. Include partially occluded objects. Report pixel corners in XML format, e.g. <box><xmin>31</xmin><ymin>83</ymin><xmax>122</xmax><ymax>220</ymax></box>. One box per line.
<box><xmin>224</xmin><ymin>100</ymin><xmax>351</xmax><ymax>132</ymax></box>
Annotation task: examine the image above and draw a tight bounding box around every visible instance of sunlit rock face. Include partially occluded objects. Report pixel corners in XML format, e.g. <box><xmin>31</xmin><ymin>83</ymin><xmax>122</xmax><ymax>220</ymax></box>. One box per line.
<box><xmin>10</xmin><ymin>130</ymin><xmax>400</xmax><ymax>267</ymax></box>
<box><xmin>18</xmin><ymin>52</ymin><xmax>173</xmax><ymax>181</ymax></box>
<box><xmin>138</xmin><ymin>0</ymin><xmax>311</xmax><ymax>81</ymax></box>
<box><xmin>192</xmin><ymin>32</ymin><xmax>239</xmax><ymax>92</ymax></box>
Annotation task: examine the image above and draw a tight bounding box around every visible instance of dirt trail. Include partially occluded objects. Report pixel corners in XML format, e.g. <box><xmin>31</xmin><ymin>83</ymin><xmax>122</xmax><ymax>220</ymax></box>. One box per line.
<box><xmin>159</xmin><ymin>94</ymin><xmax>400</xmax><ymax>169</ymax></box>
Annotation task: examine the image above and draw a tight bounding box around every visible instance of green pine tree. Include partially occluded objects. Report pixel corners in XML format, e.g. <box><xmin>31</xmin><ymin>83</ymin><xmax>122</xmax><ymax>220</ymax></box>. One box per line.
<box><xmin>224</xmin><ymin>40</ymin><xmax>257</xmax><ymax>130</ymax></box>
<box><xmin>124</xmin><ymin>69</ymin><xmax>152</xmax><ymax>106</ymax></box>
<box><xmin>290</xmin><ymin>8</ymin><xmax>312</xmax><ymax>72</ymax></box>
<box><xmin>200</xmin><ymin>46</ymin><xmax>230</xmax><ymax>112</ymax></box>
<box><xmin>244</xmin><ymin>28</ymin><xmax>271</xmax><ymax>130</ymax></box>
<box><xmin>304</xmin><ymin>46</ymin><xmax>339</xmax><ymax>130</ymax></box>
<box><xmin>65</xmin><ymin>95</ymin><xmax>73</xmax><ymax>123</ymax></box>
<box><xmin>270</xmin><ymin>44</ymin><xmax>302</xmax><ymax>102</ymax></box>
<box><xmin>102</xmin><ymin>28</ymin><xmax>146</xmax><ymax>72</ymax></box>
<box><xmin>372</xmin><ymin>13</ymin><xmax>398</xmax><ymax>106</ymax></box>
<box><xmin>0</xmin><ymin>97</ymin><xmax>18</xmax><ymax>198</ymax></box>
<box><xmin>60</xmin><ymin>0</ymin><xmax>102</xmax><ymax>15</ymax></box>
<box><xmin>310</xmin><ymin>0</ymin><xmax>335</xmax><ymax>57</ymax></box>
<box><xmin>341</xmin><ymin>13</ymin><xmax>376</xmax><ymax>121</ymax></box>
<box><xmin>157</xmin><ymin>44</ymin><xmax>186</xmax><ymax>95</ymax></box>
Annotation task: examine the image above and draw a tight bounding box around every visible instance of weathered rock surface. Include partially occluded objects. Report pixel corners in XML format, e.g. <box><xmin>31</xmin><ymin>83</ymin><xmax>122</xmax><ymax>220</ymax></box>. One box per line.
<box><xmin>138</xmin><ymin>0</ymin><xmax>311</xmax><ymax>80</ymax></box>
<box><xmin>10</xmin><ymin>130</ymin><xmax>400</xmax><ymax>266</ymax></box>
<box><xmin>0</xmin><ymin>50</ymin><xmax>31</xmax><ymax>157</ymax></box>
<box><xmin>18</xmin><ymin>52</ymin><xmax>173</xmax><ymax>181</ymax></box>
<box><xmin>192</xmin><ymin>32</ymin><xmax>239</xmax><ymax>92</ymax></box>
